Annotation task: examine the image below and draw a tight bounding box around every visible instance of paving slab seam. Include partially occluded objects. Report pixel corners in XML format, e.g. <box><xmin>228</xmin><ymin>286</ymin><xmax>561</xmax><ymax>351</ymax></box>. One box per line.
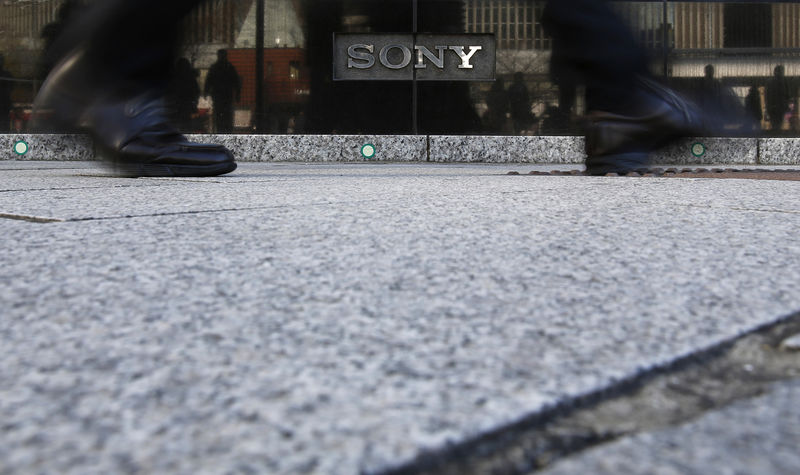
<box><xmin>718</xmin><ymin>206</ymin><xmax>800</xmax><ymax>216</ymax></box>
<box><xmin>0</xmin><ymin>212</ymin><xmax>65</xmax><ymax>223</ymax></box>
<box><xmin>0</xmin><ymin>199</ymin><xmax>390</xmax><ymax>224</ymax></box>
<box><xmin>378</xmin><ymin>311</ymin><xmax>800</xmax><ymax>475</ymax></box>
<box><xmin>0</xmin><ymin>184</ymin><xmax>185</xmax><ymax>194</ymax></box>
<box><xmin>1</xmin><ymin>165</ymin><xmax>97</xmax><ymax>170</ymax></box>
<box><xmin>0</xmin><ymin>207</ymin><xmax>277</xmax><ymax>224</ymax></box>
<box><xmin>667</xmin><ymin>203</ymin><xmax>800</xmax><ymax>216</ymax></box>
<box><xmin>508</xmin><ymin>167</ymin><xmax>800</xmax><ymax>180</ymax></box>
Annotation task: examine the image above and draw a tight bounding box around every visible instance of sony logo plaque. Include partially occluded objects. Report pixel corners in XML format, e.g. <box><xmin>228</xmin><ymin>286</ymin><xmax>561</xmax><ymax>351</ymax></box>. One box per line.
<box><xmin>333</xmin><ymin>33</ymin><xmax>496</xmax><ymax>81</ymax></box>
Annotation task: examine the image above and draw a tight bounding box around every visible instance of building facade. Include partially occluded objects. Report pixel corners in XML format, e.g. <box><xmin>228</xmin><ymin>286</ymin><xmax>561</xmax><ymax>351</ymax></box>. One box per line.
<box><xmin>1</xmin><ymin>0</ymin><xmax>800</xmax><ymax>134</ymax></box>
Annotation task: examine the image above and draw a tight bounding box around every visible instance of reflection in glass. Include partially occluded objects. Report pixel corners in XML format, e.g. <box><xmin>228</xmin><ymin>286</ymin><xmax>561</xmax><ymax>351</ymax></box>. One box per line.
<box><xmin>2</xmin><ymin>1</ymin><xmax>800</xmax><ymax>136</ymax></box>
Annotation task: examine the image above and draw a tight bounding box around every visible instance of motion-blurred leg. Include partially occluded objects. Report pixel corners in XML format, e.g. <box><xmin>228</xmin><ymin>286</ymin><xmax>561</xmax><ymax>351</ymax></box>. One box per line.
<box><xmin>34</xmin><ymin>0</ymin><xmax>236</xmax><ymax>177</ymax></box>
<box><xmin>544</xmin><ymin>0</ymin><xmax>707</xmax><ymax>175</ymax></box>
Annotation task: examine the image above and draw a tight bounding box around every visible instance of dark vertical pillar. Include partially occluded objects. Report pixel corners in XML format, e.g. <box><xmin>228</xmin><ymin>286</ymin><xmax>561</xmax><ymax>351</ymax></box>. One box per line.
<box><xmin>255</xmin><ymin>0</ymin><xmax>265</xmax><ymax>133</ymax></box>
<box><xmin>412</xmin><ymin>0</ymin><xmax>418</xmax><ymax>135</ymax></box>
<box><xmin>663</xmin><ymin>0</ymin><xmax>668</xmax><ymax>78</ymax></box>
<box><xmin>417</xmin><ymin>0</ymin><xmax>481</xmax><ymax>134</ymax></box>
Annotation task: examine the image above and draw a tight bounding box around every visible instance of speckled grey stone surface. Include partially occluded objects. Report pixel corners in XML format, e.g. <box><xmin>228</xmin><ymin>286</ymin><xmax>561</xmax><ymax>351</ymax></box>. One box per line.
<box><xmin>2</xmin><ymin>162</ymin><xmax>800</xmax><ymax>474</ymax></box>
<box><xmin>0</xmin><ymin>134</ymin><xmax>94</xmax><ymax>161</ymax></box>
<box><xmin>188</xmin><ymin>134</ymin><xmax>427</xmax><ymax>162</ymax></box>
<box><xmin>759</xmin><ymin>138</ymin><xmax>800</xmax><ymax>165</ymax></box>
<box><xmin>540</xmin><ymin>379</ymin><xmax>800</xmax><ymax>475</ymax></box>
<box><xmin>429</xmin><ymin>135</ymin><xmax>586</xmax><ymax>163</ymax></box>
<box><xmin>430</xmin><ymin>136</ymin><xmax>759</xmax><ymax>165</ymax></box>
<box><xmin>653</xmin><ymin>137</ymin><xmax>758</xmax><ymax>165</ymax></box>
<box><xmin>4</xmin><ymin>134</ymin><xmax>799</xmax><ymax>165</ymax></box>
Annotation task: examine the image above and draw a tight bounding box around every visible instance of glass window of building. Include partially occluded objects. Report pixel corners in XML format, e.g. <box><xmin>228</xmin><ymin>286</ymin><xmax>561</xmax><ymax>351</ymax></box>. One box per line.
<box><xmin>2</xmin><ymin>1</ymin><xmax>800</xmax><ymax>136</ymax></box>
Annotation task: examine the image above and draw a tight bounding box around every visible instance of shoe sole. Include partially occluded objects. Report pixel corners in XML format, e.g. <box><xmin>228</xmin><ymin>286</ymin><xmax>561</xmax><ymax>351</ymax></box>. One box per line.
<box><xmin>585</xmin><ymin>152</ymin><xmax>650</xmax><ymax>176</ymax></box>
<box><xmin>112</xmin><ymin>160</ymin><xmax>237</xmax><ymax>178</ymax></box>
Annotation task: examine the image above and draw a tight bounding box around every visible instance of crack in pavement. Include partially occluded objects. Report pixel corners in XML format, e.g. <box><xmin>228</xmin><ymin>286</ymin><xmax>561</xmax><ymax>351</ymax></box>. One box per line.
<box><xmin>382</xmin><ymin>312</ymin><xmax>800</xmax><ymax>475</ymax></box>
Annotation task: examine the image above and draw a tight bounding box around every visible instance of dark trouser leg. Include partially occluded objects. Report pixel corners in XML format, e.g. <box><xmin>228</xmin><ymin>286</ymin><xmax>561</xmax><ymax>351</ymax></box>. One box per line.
<box><xmin>214</xmin><ymin>105</ymin><xmax>234</xmax><ymax>134</ymax></box>
<box><xmin>543</xmin><ymin>0</ymin><xmax>649</xmax><ymax>113</ymax></box>
<box><xmin>544</xmin><ymin>0</ymin><xmax>707</xmax><ymax>175</ymax></box>
<box><xmin>768</xmin><ymin>109</ymin><xmax>784</xmax><ymax>130</ymax></box>
<box><xmin>49</xmin><ymin>0</ymin><xmax>202</xmax><ymax>88</ymax></box>
<box><xmin>36</xmin><ymin>0</ymin><xmax>236</xmax><ymax>177</ymax></box>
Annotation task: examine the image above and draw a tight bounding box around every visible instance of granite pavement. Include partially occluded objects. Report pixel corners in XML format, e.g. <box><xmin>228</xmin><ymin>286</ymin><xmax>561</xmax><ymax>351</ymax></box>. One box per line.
<box><xmin>2</xmin><ymin>161</ymin><xmax>800</xmax><ymax>474</ymax></box>
<box><xmin>540</xmin><ymin>379</ymin><xmax>800</xmax><ymax>475</ymax></box>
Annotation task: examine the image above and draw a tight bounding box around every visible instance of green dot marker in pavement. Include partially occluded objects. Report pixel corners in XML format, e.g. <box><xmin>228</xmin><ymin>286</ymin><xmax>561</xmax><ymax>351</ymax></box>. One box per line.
<box><xmin>13</xmin><ymin>140</ymin><xmax>29</xmax><ymax>156</ymax></box>
<box><xmin>361</xmin><ymin>143</ymin><xmax>376</xmax><ymax>159</ymax></box>
<box><xmin>691</xmin><ymin>142</ymin><xmax>706</xmax><ymax>158</ymax></box>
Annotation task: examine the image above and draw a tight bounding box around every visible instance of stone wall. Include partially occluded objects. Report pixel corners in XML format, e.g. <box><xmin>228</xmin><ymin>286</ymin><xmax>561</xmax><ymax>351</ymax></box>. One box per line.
<box><xmin>2</xmin><ymin>134</ymin><xmax>799</xmax><ymax>165</ymax></box>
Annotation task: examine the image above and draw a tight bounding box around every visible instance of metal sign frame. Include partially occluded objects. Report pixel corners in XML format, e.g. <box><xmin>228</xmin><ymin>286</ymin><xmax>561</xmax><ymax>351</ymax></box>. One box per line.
<box><xmin>333</xmin><ymin>33</ymin><xmax>496</xmax><ymax>82</ymax></box>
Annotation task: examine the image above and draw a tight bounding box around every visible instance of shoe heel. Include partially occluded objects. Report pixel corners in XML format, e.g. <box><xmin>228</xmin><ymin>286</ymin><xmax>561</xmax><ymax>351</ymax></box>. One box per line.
<box><xmin>585</xmin><ymin>152</ymin><xmax>650</xmax><ymax>176</ymax></box>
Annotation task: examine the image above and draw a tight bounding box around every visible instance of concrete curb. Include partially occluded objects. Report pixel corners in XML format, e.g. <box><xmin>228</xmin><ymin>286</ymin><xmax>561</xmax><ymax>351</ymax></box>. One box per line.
<box><xmin>2</xmin><ymin>133</ymin><xmax>797</xmax><ymax>165</ymax></box>
<box><xmin>187</xmin><ymin>134</ymin><xmax>427</xmax><ymax>162</ymax></box>
<box><xmin>1</xmin><ymin>134</ymin><xmax>95</xmax><ymax>161</ymax></box>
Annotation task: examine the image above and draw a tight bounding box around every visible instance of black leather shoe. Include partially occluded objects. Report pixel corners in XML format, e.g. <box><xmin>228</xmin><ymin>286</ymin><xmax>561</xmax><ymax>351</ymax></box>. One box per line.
<box><xmin>33</xmin><ymin>49</ymin><xmax>236</xmax><ymax>178</ymax></box>
<box><xmin>88</xmin><ymin>91</ymin><xmax>236</xmax><ymax>177</ymax></box>
<box><xmin>584</xmin><ymin>77</ymin><xmax>706</xmax><ymax>176</ymax></box>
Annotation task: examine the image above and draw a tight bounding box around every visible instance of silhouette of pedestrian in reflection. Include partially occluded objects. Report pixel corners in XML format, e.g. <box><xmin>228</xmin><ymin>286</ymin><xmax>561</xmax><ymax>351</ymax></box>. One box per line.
<box><xmin>204</xmin><ymin>49</ymin><xmax>241</xmax><ymax>134</ymax></box>
<box><xmin>508</xmin><ymin>72</ymin><xmax>533</xmax><ymax>134</ymax></box>
<box><xmin>745</xmin><ymin>83</ymin><xmax>763</xmax><ymax>132</ymax></box>
<box><xmin>698</xmin><ymin>64</ymin><xmax>750</xmax><ymax>132</ymax></box>
<box><xmin>549</xmin><ymin>58</ymin><xmax>578</xmax><ymax>135</ymax></box>
<box><xmin>169</xmin><ymin>58</ymin><xmax>200</xmax><ymax>132</ymax></box>
<box><xmin>767</xmin><ymin>65</ymin><xmax>791</xmax><ymax>132</ymax></box>
<box><xmin>485</xmin><ymin>78</ymin><xmax>509</xmax><ymax>134</ymax></box>
<box><xmin>0</xmin><ymin>54</ymin><xmax>13</xmax><ymax>131</ymax></box>
<box><xmin>701</xmin><ymin>64</ymin><xmax>721</xmax><ymax>107</ymax></box>
<box><xmin>703</xmin><ymin>65</ymin><xmax>718</xmax><ymax>88</ymax></box>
